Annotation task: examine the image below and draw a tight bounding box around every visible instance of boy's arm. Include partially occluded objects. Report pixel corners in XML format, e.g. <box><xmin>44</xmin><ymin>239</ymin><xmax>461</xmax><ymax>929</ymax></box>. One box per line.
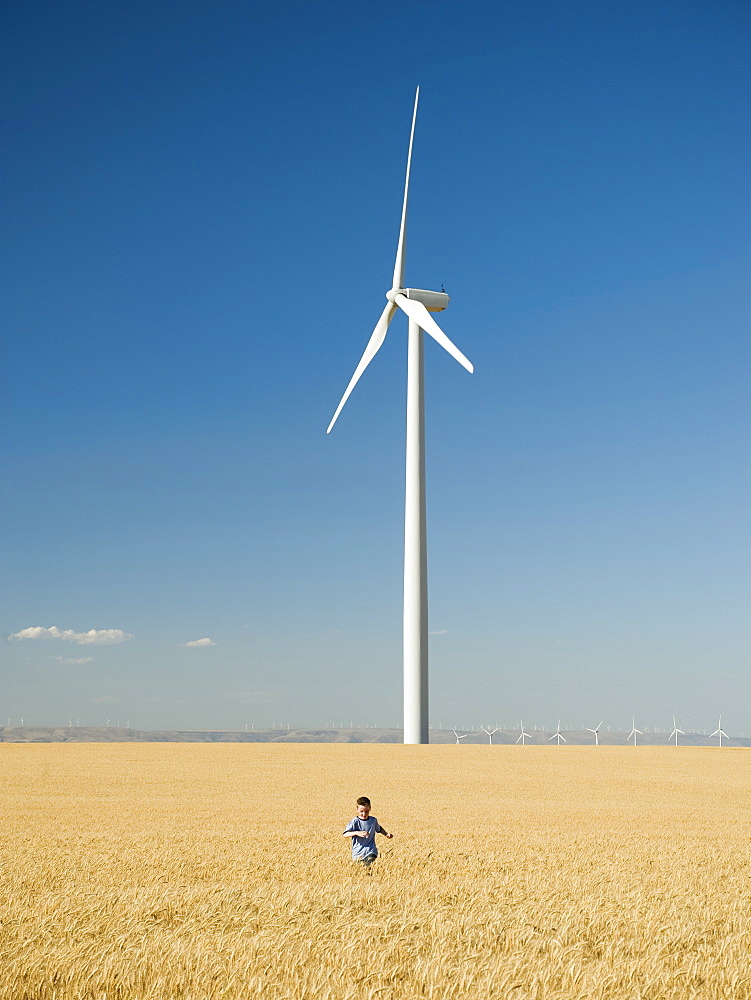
<box><xmin>377</xmin><ymin>823</ymin><xmax>393</xmax><ymax>839</ymax></box>
<box><xmin>343</xmin><ymin>821</ymin><xmax>368</xmax><ymax>838</ymax></box>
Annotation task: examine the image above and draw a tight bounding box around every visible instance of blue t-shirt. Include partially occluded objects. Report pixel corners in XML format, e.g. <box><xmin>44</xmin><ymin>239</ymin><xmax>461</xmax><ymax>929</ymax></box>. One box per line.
<box><xmin>343</xmin><ymin>815</ymin><xmax>382</xmax><ymax>859</ymax></box>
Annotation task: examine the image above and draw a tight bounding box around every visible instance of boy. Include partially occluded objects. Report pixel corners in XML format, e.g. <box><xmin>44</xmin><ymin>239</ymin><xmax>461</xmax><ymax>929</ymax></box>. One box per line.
<box><xmin>342</xmin><ymin>796</ymin><xmax>393</xmax><ymax>868</ymax></box>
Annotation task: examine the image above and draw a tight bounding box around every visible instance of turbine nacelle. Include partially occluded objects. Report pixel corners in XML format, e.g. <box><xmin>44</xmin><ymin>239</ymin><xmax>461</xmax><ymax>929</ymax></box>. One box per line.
<box><xmin>387</xmin><ymin>288</ymin><xmax>450</xmax><ymax>313</ymax></box>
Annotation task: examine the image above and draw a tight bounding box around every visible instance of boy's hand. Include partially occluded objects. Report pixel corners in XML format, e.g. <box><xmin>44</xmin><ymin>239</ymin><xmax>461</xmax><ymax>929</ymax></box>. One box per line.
<box><xmin>357</xmin><ymin>831</ymin><xmax>369</xmax><ymax>838</ymax></box>
<box><xmin>385</xmin><ymin>832</ymin><xmax>393</xmax><ymax>839</ymax></box>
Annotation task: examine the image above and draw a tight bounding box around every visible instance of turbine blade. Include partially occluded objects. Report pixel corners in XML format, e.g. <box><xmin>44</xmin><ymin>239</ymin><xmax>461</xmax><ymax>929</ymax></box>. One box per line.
<box><xmin>326</xmin><ymin>302</ymin><xmax>396</xmax><ymax>433</ymax></box>
<box><xmin>392</xmin><ymin>87</ymin><xmax>419</xmax><ymax>292</ymax></box>
<box><xmin>394</xmin><ymin>294</ymin><xmax>474</xmax><ymax>372</ymax></box>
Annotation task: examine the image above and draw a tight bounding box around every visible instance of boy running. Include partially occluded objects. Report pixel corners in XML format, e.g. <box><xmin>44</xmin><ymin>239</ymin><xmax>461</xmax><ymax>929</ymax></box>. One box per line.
<box><xmin>343</xmin><ymin>796</ymin><xmax>393</xmax><ymax>868</ymax></box>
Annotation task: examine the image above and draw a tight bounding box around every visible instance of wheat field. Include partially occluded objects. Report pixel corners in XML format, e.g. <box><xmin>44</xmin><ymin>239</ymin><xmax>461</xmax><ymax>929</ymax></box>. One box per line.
<box><xmin>0</xmin><ymin>743</ymin><xmax>749</xmax><ymax>999</ymax></box>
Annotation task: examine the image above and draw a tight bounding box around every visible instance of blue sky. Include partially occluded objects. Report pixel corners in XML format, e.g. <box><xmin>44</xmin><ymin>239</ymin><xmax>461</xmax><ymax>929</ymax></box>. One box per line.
<box><xmin>2</xmin><ymin>0</ymin><xmax>749</xmax><ymax>732</ymax></box>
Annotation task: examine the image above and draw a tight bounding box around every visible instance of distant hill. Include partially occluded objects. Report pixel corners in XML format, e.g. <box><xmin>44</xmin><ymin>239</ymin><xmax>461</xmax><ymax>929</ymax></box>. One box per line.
<box><xmin>1</xmin><ymin>726</ymin><xmax>748</xmax><ymax>747</ymax></box>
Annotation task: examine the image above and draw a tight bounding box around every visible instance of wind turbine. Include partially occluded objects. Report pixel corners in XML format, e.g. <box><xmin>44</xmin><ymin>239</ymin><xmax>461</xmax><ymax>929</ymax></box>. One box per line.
<box><xmin>481</xmin><ymin>725</ymin><xmax>499</xmax><ymax>744</ymax></box>
<box><xmin>586</xmin><ymin>720</ymin><xmax>603</xmax><ymax>745</ymax></box>
<box><xmin>516</xmin><ymin>720</ymin><xmax>532</xmax><ymax>745</ymax></box>
<box><xmin>548</xmin><ymin>720</ymin><xmax>566</xmax><ymax>745</ymax></box>
<box><xmin>452</xmin><ymin>729</ymin><xmax>468</xmax><ymax>744</ymax></box>
<box><xmin>711</xmin><ymin>715</ymin><xmax>728</xmax><ymax>747</ymax></box>
<box><xmin>627</xmin><ymin>716</ymin><xmax>642</xmax><ymax>746</ymax></box>
<box><xmin>327</xmin><ymin>88</ymin><xmax>473</xmax><ymax>745</ymax></box>
<box><xmin>668</xmin><ymin>715</ymin><xmax>684</xmax><ymax>747</ymax></box>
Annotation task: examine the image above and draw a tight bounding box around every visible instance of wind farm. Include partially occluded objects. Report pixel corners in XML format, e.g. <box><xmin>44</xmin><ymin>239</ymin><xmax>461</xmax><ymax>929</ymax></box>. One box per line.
<box><xmin>2</xmin><ymin>721</ymin><xmax>749</xmax><ymax>747</ymax></box>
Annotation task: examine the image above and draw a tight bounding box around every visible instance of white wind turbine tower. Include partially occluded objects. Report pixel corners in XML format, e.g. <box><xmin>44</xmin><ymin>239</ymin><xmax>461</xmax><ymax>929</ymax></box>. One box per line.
<box><xmin>627</xmin><ymin>716</ymin><xmax>642</xmax><ymax>746</ymax></box>
<box><xmin>586</xmin><ymin>720</ymin><xmax>603</xmax><ymax>745</ymax></box>
<box><xmin>548</xmin><ymin>720</ymin><xmax>566</xmax><ymax>745</ymax></box>
<box><xmin>481</xmin><ymin>725</ymin><xmax>499</xmax><ymax>745</ymax></box>
<box><xmin>452</xmin><ymin>729</ymin><xmax>468</xmax><ymax>744</ymax></box>
<box><xmin>327</xmin><ymin>88</ymin><xmax>474</xmax><ymax>745</ymax></box>
<box><xmin>516</xmin><ymin>720</ymin><xmax>532</xmax><ymax>745</ymax></box>
<box><xmin>668</xmin><ymin>715</ymin><xmax>684</xmax><ymax>747</ymax></box>
<box><xmin>711</xmin><ymin>715</ymin><xmax>728</xmax><ymax>747</ymax></box>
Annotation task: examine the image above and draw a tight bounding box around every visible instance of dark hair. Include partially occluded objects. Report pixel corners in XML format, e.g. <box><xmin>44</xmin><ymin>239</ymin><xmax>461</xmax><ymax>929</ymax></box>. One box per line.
<box><xmin>356</xmin><ymin>796</ymin><xmax>371</xmax><ymax>807</ymax></box>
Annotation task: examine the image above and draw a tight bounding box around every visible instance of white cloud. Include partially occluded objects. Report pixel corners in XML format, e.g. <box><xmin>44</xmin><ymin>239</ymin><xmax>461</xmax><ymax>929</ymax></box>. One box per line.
<box><xmin>53</xmin><ymin>656</ymin><xmax>94</xmax><ymax>665</ymax></box>
<box><xmin>429</xmin><ymin>629</ymin><xmax>449</xmax><ymax>635</ymax></box>
<box><xmin>9</xmin><ymin>626</ymin><xmax>132</xmax><ymax>645</ymax></box>
<box><xmin>181</xmin><ymin>637</ymin><xmax>216</xmax><ymax>647</ymax></box>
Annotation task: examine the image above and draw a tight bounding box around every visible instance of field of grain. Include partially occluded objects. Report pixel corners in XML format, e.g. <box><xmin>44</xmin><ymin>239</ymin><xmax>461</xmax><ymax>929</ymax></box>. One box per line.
<box><xmin>0</xmin><ymin>744</ymin><xmax>749</xmax><ymax>999</ymax></box>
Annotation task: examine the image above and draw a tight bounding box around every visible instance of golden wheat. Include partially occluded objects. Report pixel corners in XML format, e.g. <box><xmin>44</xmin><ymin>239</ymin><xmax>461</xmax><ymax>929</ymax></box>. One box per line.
<box><xmin>0</xmin><ymin>744</ymin><xmax>749</xmax><ymax>999</ymax></box>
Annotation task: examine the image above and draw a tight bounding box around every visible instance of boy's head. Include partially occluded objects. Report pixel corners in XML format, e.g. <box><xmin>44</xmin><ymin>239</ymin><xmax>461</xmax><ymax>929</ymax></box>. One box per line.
<box><xmin>356</xmin><ymin>796</ymin><xmax>371</xmax><ymax>819</ymax></box>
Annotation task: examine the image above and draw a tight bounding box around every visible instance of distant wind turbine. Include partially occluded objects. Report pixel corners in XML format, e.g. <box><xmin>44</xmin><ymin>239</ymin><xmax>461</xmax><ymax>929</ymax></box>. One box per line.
<box><xmin>586</xmin><ymin>720</ymin><xmax>603</xmax><ymax>746</ymax></box>
<box><xmin>711</xmin><ymin>715</ymin><xmax>728</xmax><ymax>747</ymax></box>
<box><xmin>481</xmin><ymin>726</ymin><xmax>499</xmax><ymax>745</ymax></box>
<box><xmin>452</xmin><ymin>729</ymin><xmax>468</xmax><ymax>744</ymax></box>
<box><xmin>627</xmin><ymin>717</ymin><xmax>642</xmax><ymax>746</ymax></box>
<box><xmin>516</xmin><ymin>721</ymin><xmax>532</xmax><ymax>745</ymax></box>
<box><xmin>327</xmin><ymin>87</ymin><xmax>473</xmax><ymax>745</ymax></box>
<box><xmin>548</xmin><ymin>720</ymin><xmax>566</xmax><ymax>745</ymax></box>
<box><xmin>668</xmin><ymin>715</ymin><xmax>684</xmax><ymax>747</ymax></box>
